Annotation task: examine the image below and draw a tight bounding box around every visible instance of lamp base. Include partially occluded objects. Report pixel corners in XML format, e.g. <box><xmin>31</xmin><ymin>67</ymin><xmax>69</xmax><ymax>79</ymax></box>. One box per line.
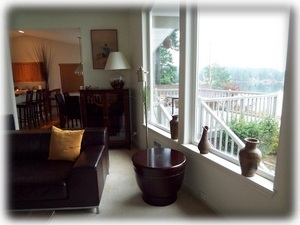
<box><xmin>110</xmin><ymin>72</ymin><xmax>125</xmax><ymax>89</ymax></box>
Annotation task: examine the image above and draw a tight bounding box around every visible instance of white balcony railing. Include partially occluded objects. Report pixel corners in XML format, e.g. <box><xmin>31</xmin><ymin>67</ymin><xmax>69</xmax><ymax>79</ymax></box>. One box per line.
<box><xmin>151</xmin><ymin>87</ymin><xmax>278</xmax><ymax>178</ymax></box>
<box><xmin>201</xmin><ymin>93</ymin><xmax>278</xmax><ymax>124</ymax></box>
<box><xmin>196</xmin><ymin>99</ymin><xmax>275</xmax><ymax>180</ymax></box>
<box><xmin>153</xmin><ymin>88</ymin><xmax>279</xmax><ymax>127</ymax></box>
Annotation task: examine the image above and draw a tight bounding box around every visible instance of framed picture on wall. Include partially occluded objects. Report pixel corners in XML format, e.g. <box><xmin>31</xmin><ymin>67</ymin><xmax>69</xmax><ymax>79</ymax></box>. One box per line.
<box><xmin>91</xmin><ymin>29</ymin><xmax>118</xmax><ymax>69</ymax></box>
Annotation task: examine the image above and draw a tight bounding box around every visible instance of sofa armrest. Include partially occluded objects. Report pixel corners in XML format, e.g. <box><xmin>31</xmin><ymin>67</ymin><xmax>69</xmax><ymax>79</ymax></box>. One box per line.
<box><xmin>67</xmin><ymin>145</ymin><xmax>107</xmax><ymax>207</ymax></box>
<box><xmin>81</xmin><ymin>127</ymin><xmax>108</xmax><ymax>150</ymax></box>
<box><xmin>73</xmin><ymin>145</ymin><xmax>103</xmax><ymax>169</ymax></box>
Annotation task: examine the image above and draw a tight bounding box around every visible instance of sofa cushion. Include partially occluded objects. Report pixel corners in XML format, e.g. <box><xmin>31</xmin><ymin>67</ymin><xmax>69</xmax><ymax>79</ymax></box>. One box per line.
<box><xmin>8</xmin><ymin>131</ymin><xmax>51</xmax><ymax>161</ymax></box>
<box><xmin>10</xmin><ymin>160</ymin><xmax>74</xmax><ymax>202</ymax></box>
<box><xmin>48</xmin><ymin>126</ymin><xmax>85</xmax><ymax>161</ymax></box>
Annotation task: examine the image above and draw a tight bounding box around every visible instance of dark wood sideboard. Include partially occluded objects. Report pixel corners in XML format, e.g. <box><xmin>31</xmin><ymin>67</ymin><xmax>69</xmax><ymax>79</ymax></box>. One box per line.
<box><xmin>80</xmin><ymin>89</ymin><xmax>131</xmax><ymax>149</ymax></box>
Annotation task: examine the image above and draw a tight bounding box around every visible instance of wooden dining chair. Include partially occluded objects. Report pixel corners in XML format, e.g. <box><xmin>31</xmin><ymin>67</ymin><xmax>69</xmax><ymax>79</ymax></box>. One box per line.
<box><xmin>42</xmin><ymin>89</ymin><xmax>52</xmax><ymax>123</ymax></box>
<box><xmin>63</xmin><ymin>92</ymin><xmax>70</xmax><ymax>98</ymax></box>
<box><xmin>64</xmin><ymin>96</ymin><xmax>81</xmax><ymax>128</ymax></box>
<box><xmin>16</xmin><ymin>91</ymin><xmax>35</xmax><ymax>129</ymax></box>
<box><xmin>32</xmin><ymin>89</ymin><xmax>44</xmax><ymax>126</ymax></box>
<box><xmin>55</xmin><ymin>93</ymin><xmax>66</xmax><ymax>128</ymax></box>
<box><xmin>49</xmin><ymin>88</ymin><xmax>61</xmax><ymax>116</ymax></box>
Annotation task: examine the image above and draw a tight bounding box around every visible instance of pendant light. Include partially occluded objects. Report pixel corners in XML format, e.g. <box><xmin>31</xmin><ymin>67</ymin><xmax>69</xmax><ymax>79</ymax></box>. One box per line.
<box><xmin>75</xmin><ymin>36</ymin><xmax>83</xmax><ymax>76</ymax></box>
<box><xmin>163</xmin><ymin>36</ymin><xmax>172</xmax><ymax>49</ymax></box>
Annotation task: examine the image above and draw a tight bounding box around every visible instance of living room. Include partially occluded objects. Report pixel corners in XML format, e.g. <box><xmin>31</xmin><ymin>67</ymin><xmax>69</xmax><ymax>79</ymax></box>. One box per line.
<box><xmin>2</xmin><ymin>0</ymin><xmax>298</xmax><ymax>223</ymax></box>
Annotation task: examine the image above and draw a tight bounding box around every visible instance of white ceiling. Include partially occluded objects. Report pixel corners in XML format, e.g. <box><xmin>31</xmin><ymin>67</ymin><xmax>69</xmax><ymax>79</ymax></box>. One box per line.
<box><xmin>8</xmin><ymin>3</ymin><xmax>179</xmax><ymax>46</ymax></box>
<box><xmin>8</xmin><ymin>4</ymin><xmax>179</xmax><ymax>47</ymax></box>
<box><xmin>9</xmin><ymin>28</ymin><xmax>81</xmax><ymax>45</ymax></box>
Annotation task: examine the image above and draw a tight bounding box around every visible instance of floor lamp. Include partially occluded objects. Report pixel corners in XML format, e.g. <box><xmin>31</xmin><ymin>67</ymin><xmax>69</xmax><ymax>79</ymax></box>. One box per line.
<box><xmin>136</xmin><ymin>66</ymin><xmax>149</xmax><ymax>149</ymax></box>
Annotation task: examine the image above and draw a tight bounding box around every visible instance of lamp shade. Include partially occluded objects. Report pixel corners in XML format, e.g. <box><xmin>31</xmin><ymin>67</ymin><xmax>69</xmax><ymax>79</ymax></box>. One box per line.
<box><xmin>104</xmin><ymin>52</ymin><xmax>131</xmax><ymax>70</ymax></box>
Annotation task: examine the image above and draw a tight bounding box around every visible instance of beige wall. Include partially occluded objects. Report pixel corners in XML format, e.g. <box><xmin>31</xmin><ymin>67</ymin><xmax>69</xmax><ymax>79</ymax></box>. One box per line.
<box><xmin>10</xmin><ymin>35</ymin><xmax>80</xmax><ymax>90</ymax></box>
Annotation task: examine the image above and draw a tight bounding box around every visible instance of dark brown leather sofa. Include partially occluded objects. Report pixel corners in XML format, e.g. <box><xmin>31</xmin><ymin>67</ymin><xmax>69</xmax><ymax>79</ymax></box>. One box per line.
<box><xmin>6</xmin><ymin>127</ymin><xmax>109</xmax><ymax>213</ymax></box>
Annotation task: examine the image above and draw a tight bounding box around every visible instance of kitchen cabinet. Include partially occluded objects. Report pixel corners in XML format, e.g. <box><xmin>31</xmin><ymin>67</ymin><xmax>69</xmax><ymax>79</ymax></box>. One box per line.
<box><xmin>80</xmin><ymin>89</ymin><xmax>131</xmax><ymax>149</ymax></box>
<box><xmin>12</xmin><ymin>62</ymin><xmax>45</xmax><ymax>82</ymax></box>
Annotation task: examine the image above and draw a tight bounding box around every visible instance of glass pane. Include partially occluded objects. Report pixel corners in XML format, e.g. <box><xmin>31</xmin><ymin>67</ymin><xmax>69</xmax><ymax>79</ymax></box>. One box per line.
<box><xmin>85</xmin><ymin>92</ymin><xmax>104</xmax><ymax>127</ymax></box>
<box><xmin>195</xmin><ymin>8</ymin><xmax>289</xmax><ymax>178</ymax></box>
<box><xmin>150</xmin><ymin>5</ymin><xmax>180</xmax><ymax>132</ymax></box>
<box><xmin>107</xmin><ymin>93</ymin><xmax>126</xmax><ymax>141</ymax></box>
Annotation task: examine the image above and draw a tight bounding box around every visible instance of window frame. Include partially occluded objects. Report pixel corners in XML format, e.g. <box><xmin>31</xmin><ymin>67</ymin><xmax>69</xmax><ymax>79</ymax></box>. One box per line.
<box><xmin>147</xmin><ymin>5</ymin><xmax>289</xmax><ymax>183</ymax></box>
<box><xmin>148</xmin><ymin>6</ymin><xmax>180</xmax><ymax>134</ymax></box>
<box><xmin>191</xmin><ymin>6</ymin><xmax>290</xmax><ymax>182</ymax></box>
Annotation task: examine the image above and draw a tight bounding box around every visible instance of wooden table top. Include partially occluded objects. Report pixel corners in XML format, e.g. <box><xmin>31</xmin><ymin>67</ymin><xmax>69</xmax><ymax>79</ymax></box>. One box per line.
<box><xmin>132</xmin><ymin>148</ymin><xmax>186</xmax><ymax>169</ymax></box>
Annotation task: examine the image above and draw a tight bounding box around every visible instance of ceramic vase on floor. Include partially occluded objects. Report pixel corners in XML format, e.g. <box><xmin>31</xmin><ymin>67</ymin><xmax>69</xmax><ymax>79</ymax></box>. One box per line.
<box><xmin>238</xmin><ymin>138</ymin><xmax>262</xmax><ymax>177</ymax></box>
<box><xmin>170</xmin><ymin>115</ymin><xmax>178</xmax><ymax>140</ymax></box>
<box><xmin>198</xmin><ymin>126</ymin><xmax>212</xmax><ymax>154</ymax></box>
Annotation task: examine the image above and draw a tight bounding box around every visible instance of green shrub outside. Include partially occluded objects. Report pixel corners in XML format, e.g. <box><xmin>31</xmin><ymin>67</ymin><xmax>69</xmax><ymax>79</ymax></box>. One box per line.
<box><xmin>228</xmin><ymin>116</ymin><xmax>279</xmax><ymax>156</ymax></box>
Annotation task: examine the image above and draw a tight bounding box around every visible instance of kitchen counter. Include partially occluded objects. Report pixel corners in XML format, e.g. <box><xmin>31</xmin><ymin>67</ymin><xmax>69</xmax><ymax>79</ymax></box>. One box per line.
<box><xmin>15</xmin><ymin>90</ymin><xmax>27</xmax><ymax>96</ymax></box>
<box><xmin>15</xmin><ymin>90</ymin><xmax>37</xmax><ymax>104</ymax></box>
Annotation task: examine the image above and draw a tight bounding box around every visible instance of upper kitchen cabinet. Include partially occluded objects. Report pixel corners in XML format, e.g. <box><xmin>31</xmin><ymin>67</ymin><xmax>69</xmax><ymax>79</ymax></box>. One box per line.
<box><xmin>12</xmin><ymin>62</ymin><xmax>45</xmax><ymax>82</ymax></box>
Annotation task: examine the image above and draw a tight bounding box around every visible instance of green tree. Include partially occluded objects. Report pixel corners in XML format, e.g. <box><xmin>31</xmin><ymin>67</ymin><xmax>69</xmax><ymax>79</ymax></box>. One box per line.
<box><xmin>159</xmin><ymin>47</ymin><xmax>177</xmax><ymax>84</ymax></box>
<box><xmin>201</xmin><ymin>63</ymin><xmax>232</xmax><ymax>89</ymax></box>
<box><xmin>155</xmin><ymin>29</ymin><xmax>179</xmax><ymax>85</ymax></box>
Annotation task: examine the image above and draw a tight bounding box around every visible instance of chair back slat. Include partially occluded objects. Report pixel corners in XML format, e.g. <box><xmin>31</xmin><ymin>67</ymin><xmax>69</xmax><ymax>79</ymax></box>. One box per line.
<box><xmin>35</xmin><ymin>90</ymin><xmax>43</xmax><ymax>102</ymax></box>
<box><xmin>25</xmin><ymin>91</ymin><xmax>33</xmax><ymax>104</ymax></box>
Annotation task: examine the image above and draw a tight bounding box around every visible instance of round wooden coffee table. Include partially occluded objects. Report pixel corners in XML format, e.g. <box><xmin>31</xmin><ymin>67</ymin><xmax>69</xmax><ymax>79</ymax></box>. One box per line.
<box><xmin>132</xmin><ymin>148</ymin><xmax>186</xmax><ymax>206</ymax></box>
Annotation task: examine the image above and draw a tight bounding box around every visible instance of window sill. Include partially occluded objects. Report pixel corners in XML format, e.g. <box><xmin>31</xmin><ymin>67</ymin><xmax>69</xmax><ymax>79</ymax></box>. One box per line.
<box><xmin>148</xmin><ymin>124</ymin><xmax>171</xmax><ymax>139</ymax></box>
<box><xmin>181</xmin><ymin>144</ymin><xmax>275</xmax><ymax>198</ymax></box>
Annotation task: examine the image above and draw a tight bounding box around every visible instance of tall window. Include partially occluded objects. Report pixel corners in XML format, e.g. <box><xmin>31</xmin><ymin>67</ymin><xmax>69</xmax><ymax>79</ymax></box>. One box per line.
<box><xmin>150</xmin><ymin>5</ymin><xmax>180</xmax><ymax>132</ymax></box>
<box><xmin>194</xmin><ymin>8</ymin><xmax>289</xmax><ymax>180</ymax></box>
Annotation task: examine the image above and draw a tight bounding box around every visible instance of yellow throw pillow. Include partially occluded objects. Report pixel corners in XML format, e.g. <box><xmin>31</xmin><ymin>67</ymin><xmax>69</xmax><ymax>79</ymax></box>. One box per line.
<box><xmin>48</xmin><ymin>126</ymin><xmax>85</xmax><ymax>161</ymax></box>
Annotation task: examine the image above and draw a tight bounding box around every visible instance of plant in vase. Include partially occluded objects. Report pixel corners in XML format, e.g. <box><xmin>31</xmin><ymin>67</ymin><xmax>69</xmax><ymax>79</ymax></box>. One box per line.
<box><xmin>26</xmin><ymin>41</ymin><xmax>53</xmax><ymax>89</ymax></box>
<box><xmin>137</xmin><ymin>66</ymin><xmax>150</xmax><ymax>148</ymax></box>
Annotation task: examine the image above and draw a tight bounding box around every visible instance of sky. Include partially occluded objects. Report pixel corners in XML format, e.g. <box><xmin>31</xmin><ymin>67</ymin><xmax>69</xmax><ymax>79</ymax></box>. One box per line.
<box><xmin>198</xmin><ymin>9</ymin><xmax>290</xmax><ymax>72</ymax></box>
